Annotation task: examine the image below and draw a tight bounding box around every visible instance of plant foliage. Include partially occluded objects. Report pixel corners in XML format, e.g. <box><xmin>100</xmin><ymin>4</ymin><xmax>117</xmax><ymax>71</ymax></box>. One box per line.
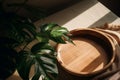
<box><xmin>15</xmin><ymin>22</ymin><xmax>73</xmax><ymax>80</ymax></box>
<box><xmin>0</xmin><ymin>11</ymin><xmax>73</xmax><ymax>80</ymax></box>
<box><xmin>0</xmin><ymin>0</ymin><xmax>74</xmax><ymax>80</ymax></box>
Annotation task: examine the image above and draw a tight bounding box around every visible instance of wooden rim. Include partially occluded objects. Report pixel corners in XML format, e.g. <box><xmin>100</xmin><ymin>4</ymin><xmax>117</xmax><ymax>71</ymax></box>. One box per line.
<box><xmin>56</xmin><ymin>28</ymin><xmax>115</xmax><ymax>76</ymax></box>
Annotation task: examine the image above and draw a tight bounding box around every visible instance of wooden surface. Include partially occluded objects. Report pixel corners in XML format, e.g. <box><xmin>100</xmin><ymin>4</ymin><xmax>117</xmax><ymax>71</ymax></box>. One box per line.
<box><xmin>56</xmin><ymin>28</ymin><xmax>115</xmax><ymax>76</ymax></box>
<box><xmin>57</xmin><ymin>37</ymin><xmax>108</xmax><ymax>74</ymax></box>
<box><xmin>7</xmin><ymin>0</ymin><xmax>120</xmax><ymax>80</ymax></box>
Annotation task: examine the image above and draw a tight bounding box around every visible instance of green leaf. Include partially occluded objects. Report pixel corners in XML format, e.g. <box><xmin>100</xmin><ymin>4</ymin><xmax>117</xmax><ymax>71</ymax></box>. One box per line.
<box><xmin>39</xmin><ymin>23</ymin><xmax>74</xmax><ymax>44</ymax></box>
<box><xmin>17</xmin><ymin>49</ymin><xmax>58</xmax><ymax>80</ymax></box>
<box><xmin>31</xmin><ymin>61</ymin><xmax>41</xmax><ymax>80</ymax></box>
<box><xmin>62</xmin><ymin>34</ymin><xmax>75</xmax><ymax>45</ymax></box>
<box><xmin>40</xmin><ymin>23</ymin><xmax>59</xmax><ymax>33</ymax></box>
<box><xmin>50</xmin><ymin>36</ymin><xmax>66</xmax><ymax>43</ymax></box>
<box><xmin>3</xmin><ymin>14</ymin><xmax>37</xmax><ymax>44</ymax></box>
<box><xmin>22</xmin><ymin>23</ymin><xmax>36</xmax><ymax>37</ymax></box>
<box><xmin>36</xmin><ymin>33</ymin><xmax>49</xmax><ymax>43</ymax></box>
<box><xmin>33</xmin><ymin>54</ymin><xmax>57</xmax><ymax>80</ymax></box>
<box><xmin>17</xmin><ymin>51</ymin><xmax>35</xmax><ymax>80</ymax></box>
<box><xmin>31</xmin><ymin>42</ymin><xmax>55</xmax><ymax>54</ymax></box>
<box><xmin>50</xmin><ymin>26</ymin><xmax>73</xmax><ymax>44</ymax></box>
<box><xmin>50</xmin><ymin>27</ymin><xmax>69</xmax><ymax>37</ymax></box>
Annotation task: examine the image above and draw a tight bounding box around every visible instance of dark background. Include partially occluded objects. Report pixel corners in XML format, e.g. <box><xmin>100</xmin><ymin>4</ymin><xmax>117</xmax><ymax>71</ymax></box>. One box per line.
<box><xmin>98</xmin><ymin>0</ymin><xmax>120</xmax><ymax>17</ymax></box>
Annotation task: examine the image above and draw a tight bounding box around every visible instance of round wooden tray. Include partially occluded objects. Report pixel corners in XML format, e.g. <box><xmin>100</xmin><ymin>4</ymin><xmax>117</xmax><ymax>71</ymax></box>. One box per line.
<box><xmin>56</xmin><ymin>28</ymin><xmax>115</xmax><ymax>76</ymax></box>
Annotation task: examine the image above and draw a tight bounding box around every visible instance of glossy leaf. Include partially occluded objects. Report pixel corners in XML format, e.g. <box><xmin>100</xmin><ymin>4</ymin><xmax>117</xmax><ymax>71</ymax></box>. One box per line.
<box><xmin>40</xmin><ymin>23</ymin><xmax>74</xmax><ymax>44</ymax></box>
<box><xmin>50</xmin><ymin>27</ymin><xmax>69</xmax><ymax>37</ymax></box>
<box><xmin>31</xmin><ymin>42</ymin><xmax>55</xmax><ymax>54</ymax></box>
<box><xmin>17</xmin><ymin>51</ymin><xmax>35</xmax><ymax>80</ymax></box>
<box><xmin>41</xmin><ymin>23</ymin><xmax>58</xmax><ymax>33</ymax></box>
<box><xmin>17</xmin><ymin>42</ymin><xmax>57</xmax><ymax>80</ymax></box>
<box><xmin>49</xmin><ymin>27</ymin><xmax>68</xmax><ymax>43</ymax></box>
<box><xmin>33</xmin><ymin>54</ymin><xmax>57</xmax><ymax>80</ymax></box>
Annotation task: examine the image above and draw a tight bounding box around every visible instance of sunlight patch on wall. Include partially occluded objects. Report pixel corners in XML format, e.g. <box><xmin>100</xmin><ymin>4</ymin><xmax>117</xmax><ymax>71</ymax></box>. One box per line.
<box><xmin>63</xmin><ymin>2</ymin><xmax>110</xmax><ymax>30</ymax></box>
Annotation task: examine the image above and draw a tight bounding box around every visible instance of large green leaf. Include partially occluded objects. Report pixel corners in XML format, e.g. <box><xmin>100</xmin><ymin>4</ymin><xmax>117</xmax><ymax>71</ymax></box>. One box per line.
<box><xmin>17</xmin><ymin>42</ymin><xmax>57</xmax><ymax>80</ymax></box>
<box><xmin>31</xmin><ymin>42</ymin><xmax>55</xmax><ymax>54</ymax></box>
<box><xmin>50</xmin><ymin>27</ymin><xmax>69</xmax><ymax>37</ymax></box>
<box><xmin>49</xmin><ymin>27</ymin><xmax>69</xmax><ymax>43</ymax></box>
<box><xmin>40</xmin><ymin>23</ymin><xmax>74</xmax><ymax>44</ymax></box>
<box><xmin>32</xmin><ymin>53</ymin><xmax>57</xmax><ymax>80</ymax></box>
<box><xmin>17</xmin><ymin>51</ymin><xmax>35</xmax><ymax>80</ymax></box>
<box><xmin>41</xmin><ymin>23</ymin><xmax>59</xmax><ymax>33</ymax></box>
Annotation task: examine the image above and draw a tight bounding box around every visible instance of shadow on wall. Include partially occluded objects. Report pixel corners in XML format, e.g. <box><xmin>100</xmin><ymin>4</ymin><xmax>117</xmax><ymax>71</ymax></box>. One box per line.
<box><xmin>89</xmin><ymin>11</ymin><xmax>118</xmax><ymax>28</ymax></box>
<box><xmin>98</xmin><ymin>0</ymin><xmax>120</xmax><ymax>17</ymax></box>
<box><xmin>3</xmin><ymin>0</ymin><xmax>81</xmax><ymax>21</ymax></box>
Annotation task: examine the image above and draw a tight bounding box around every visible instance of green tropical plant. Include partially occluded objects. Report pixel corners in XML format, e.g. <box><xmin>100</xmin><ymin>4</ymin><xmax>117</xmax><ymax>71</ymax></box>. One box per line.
<box><xmin>15</xmin><ymin>22</ymin><xmax>73</xmax><ymax>80</ymax></box>
<box><xmin>0</xmin><ymin>0</ymin><xmax>74</xmax><ymax>80</ymax></box>
<box><xmin>0</xmin><ymin>3</ymin><xmax>73</xmax><ymax>80</ymax></box>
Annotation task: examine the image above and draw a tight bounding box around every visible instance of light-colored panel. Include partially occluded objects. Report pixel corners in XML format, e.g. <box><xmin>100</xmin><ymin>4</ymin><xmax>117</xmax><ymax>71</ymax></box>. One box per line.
<box><xmin>35</xmin><ymin>0</ymin><xmax>120</xmax><ymax>31</ymax></box>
